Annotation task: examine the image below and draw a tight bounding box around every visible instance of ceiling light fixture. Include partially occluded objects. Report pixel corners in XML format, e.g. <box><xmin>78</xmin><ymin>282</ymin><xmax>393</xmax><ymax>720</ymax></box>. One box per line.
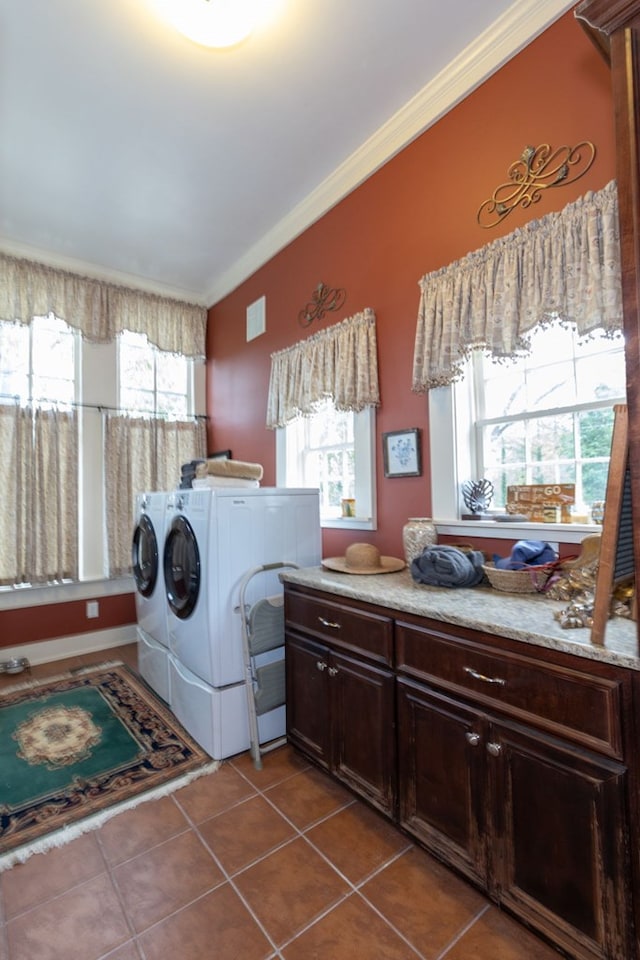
<box><xmin>148</xmin><ymin>0</ymin><xmax>282</xmax><ymax>49</ymax></box>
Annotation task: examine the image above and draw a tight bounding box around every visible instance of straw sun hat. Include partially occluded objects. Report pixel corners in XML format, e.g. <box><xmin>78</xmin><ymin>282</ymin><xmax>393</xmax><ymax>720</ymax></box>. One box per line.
<box><xmin>322</xmin><ymin>542</ymin><xmax>405</xmax><ymax>575</ymax></box>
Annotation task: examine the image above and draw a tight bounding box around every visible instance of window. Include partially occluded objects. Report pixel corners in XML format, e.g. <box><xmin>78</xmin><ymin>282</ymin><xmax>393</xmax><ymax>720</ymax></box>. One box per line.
<box><xmin>0</xmin><ymin>256</ymin><xmax>207</xmax><ymax>595</ymax></box>
<box><xmin>0</xmin><ymin>314</ymin><xmax>76</xmax><ymax>407</ymax></box>
<box><xmin>109</xmin><ymin>332</ymin><xmax>205</xmax><ymax>576</ymax></box>
<box><xmin>118</xmin><ymin>331</ymin><xmax>192</xmax><ymax>418</ymax></box>
<box><xmin>474</xmin><ymin>325</ymin><xmax>625</xmax><ymax>517</ymax></box>
<box><xmin>0</xmin><ymin>315</ymin><xmax>78</xmax><ymax>587</ymax></box>
<box><xmin>429</xmin><ymin>322</ymin><xmax>626</xmax><ymax>527</ymax></box>
<box><xmin>0</xmin><ymin>321</ymin><xmax>205</xmax><ymax>590</ymax></box>
<box><xmin>276</xmin><ymin>399</ymin><xmax>376</xmax><ymax>530</ymax></box>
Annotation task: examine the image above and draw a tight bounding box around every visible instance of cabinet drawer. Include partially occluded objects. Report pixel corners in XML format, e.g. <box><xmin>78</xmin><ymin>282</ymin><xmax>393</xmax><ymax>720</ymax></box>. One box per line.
<box><xmin>285</xmin><ymin>590</ymin><xmax>393</xmax><ymax>665</ymax></box>
<box><xmin>396</xmin><ymin>620</ymin><xmax>624</xmax><ymax>757</ymax></box>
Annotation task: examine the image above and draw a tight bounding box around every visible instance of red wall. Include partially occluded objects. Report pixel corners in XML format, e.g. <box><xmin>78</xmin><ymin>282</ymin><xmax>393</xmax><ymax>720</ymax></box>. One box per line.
<box><xmin>0</xmin><ymin>593</ymin><xmax>136</xmax><ymax>650</ymax></box>
<box><xmin>206</xmin><ymin>10</ymin><xmax>616</xmax><ymax>561</ymax></box>
<box><xmin>4</xmin><ymin>12</ymin><xmax>614</xmax><ymax>651</ymax></box>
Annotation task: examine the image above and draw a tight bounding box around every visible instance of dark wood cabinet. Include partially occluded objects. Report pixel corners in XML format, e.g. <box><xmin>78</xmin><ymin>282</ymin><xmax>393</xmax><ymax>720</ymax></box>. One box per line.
<box><xmin>285</xmin><ymin>585</ymin><xmax>397</xmax><ymax>815</ymax></box>
<box><xmin>398</xmin><ymin>673</ymin><xmax>632</xmax><ymax>958</ymax></box>
<box><xmin>494</xmin><ymin>721</ymin><xmax>630</xmax><ymax>960</ymax></box>
<box><xmin>397</xmin><ymin>677</ymin><xmax>631</xmax><ymax>960</ymax></box>
<box><xmin>285</xmin><ymin>632</ymin><xmax>331</xmax><ymax>768</ymax></box>
<box><xmin>397</xmin><ymin>679</ymin><xmax>487</xmax><ymax>887</ymax></box>
<box><xmin>396</xmin><ymin>616</ymin><xmax>633</xmax><ymax>960</ymax></box>
<box><xmin>329</xmin><ymin>646</ymin><xmax>395</xmax><ymax>812</ymax></box>
<box><xmin>285</xmin><ymin>581</ymin><xmax>636</xmax><ymax>959</ymax></box>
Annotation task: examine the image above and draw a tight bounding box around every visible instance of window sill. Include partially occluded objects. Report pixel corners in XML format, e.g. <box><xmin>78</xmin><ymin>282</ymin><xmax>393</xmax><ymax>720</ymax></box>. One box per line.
<box><xmin>434</xmin><ymin>519</ymin><xmax>600</xmax><ymax>545</ymax></box>
<box><xmin>0</xmin><ymin>576</ymin><xmax>135</xmax><ymax>611</ymax></box>
<box><xmin>321</xmin><ymin>517</ymin><xmax>376</xmax><ymax>532</ymax></box>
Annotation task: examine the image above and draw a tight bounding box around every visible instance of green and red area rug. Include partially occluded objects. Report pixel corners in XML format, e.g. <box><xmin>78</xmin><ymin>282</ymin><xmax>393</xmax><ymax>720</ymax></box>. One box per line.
<box><xmin>0</xmin><ymin>662</ymin><xmax>218</xmax><ymax>871</ymax></box>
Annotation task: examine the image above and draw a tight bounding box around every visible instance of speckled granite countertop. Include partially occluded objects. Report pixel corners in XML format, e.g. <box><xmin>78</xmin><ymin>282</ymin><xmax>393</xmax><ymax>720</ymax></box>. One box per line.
<box><xmin>280</xmin><ymin>566</ymin><xmax>640</xmax><ymax>672</ymax></box>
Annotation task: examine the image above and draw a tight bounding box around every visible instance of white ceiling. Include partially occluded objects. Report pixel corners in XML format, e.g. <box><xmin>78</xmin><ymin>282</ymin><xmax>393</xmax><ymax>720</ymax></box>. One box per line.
<box><xmin>0</xmin><ymin>0</ymin><xmax>574</xmax><ymax>307</ymax></box>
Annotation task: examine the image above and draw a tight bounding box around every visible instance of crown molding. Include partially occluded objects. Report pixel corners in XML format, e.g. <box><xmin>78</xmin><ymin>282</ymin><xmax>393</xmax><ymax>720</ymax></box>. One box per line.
<box><xmin>205</xmin><ymin>0</ymin><xmax>575</xmax><ymax>307</ymax></box>
<box><xmin>0</xmin><ymin>236</ymin><xmax>207</xmax><ymax>306</ymax></box>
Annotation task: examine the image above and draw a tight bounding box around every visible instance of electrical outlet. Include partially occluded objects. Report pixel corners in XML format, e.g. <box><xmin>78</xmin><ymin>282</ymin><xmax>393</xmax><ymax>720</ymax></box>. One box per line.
<box><xmin>86</xmin><ymin>601</ymin><xmax>99</xmax><ymax>619</ymax></box>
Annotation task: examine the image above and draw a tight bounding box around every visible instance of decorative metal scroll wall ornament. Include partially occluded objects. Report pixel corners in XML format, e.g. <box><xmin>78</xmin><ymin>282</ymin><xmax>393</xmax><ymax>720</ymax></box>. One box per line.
<box><xmin>477</xmin><ymin>141</ymin><xmax>596</xmax><ymax>228</ymax></box>
<box><xmin>298</xmin><ymin>282</ymin><xmax>346</xmax><ymax>327</ymax></box>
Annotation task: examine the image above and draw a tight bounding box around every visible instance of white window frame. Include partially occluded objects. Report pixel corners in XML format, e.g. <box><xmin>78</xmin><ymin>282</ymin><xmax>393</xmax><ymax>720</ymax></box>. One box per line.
<box><xmin>117</xmin><ymin>332</ymin><xmax>196</xmax><ymax>420</ymax></box>
<box><xmin>0</xmin><ymin>314</ymin><xmax>77</xmax><ymax>408</ymax></box>
<box><xmin>83</xmin><ymin>339</ymin><xmax>204</xmax><ymax>578</ymax></box>
<box><xmin>428</xmin><ymin>379</ymin><xmax>610</xmax><ymax>547</ymax></box>
<box><xmin>1</xmin><ymin>333</ymin><xmax>206</xmax><ymax>609</ymax></box>
<box><xmin>276</xmin><ymin>405</ymin><xmax>377</xmax><ymax>531</ymax></box>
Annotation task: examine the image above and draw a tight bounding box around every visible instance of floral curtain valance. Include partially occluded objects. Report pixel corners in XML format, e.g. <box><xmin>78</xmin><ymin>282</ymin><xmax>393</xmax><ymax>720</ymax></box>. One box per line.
<box><xmin>266</xmin><ymin>307</ymin><xmax>380</xmax><ymax>429</ymax></box>
<box><xmin>412</xmin><ymin>179</ymin><xmax>623</xmax><ymax>391</ymax></box>
<box><xmin>0</xmin><ymin>253</ymin><xmax>207</xmax><ymax>358</ymax></box>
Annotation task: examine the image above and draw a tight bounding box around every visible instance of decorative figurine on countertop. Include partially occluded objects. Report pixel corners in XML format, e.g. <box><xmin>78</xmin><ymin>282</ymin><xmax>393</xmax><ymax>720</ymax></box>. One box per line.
<box><xmin>461</xmin><ymin>479</ymin><xmax>494</xmax><ymax>520</ymax></box>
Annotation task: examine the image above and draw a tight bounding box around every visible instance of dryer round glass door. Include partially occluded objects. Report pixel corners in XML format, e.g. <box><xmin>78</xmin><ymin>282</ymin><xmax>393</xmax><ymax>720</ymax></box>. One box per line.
<box><xmin>164</xmin><ymin>516</ymin><xmax>201</xmax><ymax>619</ymax></box>
<box><xmin>132</xmin><ymin>514</ymin><xmax>158</xmax><ymax>598</ymax></box>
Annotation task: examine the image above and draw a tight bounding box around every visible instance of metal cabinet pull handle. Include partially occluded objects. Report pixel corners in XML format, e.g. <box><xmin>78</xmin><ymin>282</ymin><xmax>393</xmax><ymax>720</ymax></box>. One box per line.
<box><xmin>465</xmin><ymin>732</ymin><xmax>481</xmax><ymax>746</ymax></box>
<box><xmin>316</xmin><ymin>661</ymin><xmax>327</xmax><ymax>672</ymax></box>
<box><xmin>487</xmin><ymin>742</ymin><xmax>502</xmax><ymax>757</ymax></box>
<box><xmin>328</xmin><ymin>666</ymin><xmax>339</xmax><ymax>677</ymax></box>
<box><xmin>463</xmin><ymin>666</ymin><xmax>506</xmax><ymax>686</ymax></box>
<box><xmin>318</xmin><ymin>616</ymin><xmax>341</xmax><ymax>629</ymax></box>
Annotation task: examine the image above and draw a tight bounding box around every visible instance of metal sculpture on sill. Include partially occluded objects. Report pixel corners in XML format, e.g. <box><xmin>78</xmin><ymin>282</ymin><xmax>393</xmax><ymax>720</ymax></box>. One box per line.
<box><xmin>461</xmin><ymin>479</ymin><xmax>494</xmax><ymax>520</ymax></box>
<box><xmin>298</xmin><ymin>282</ymin><xmax>346</xmax><ymax>327</ymax></box>
<box><xmin>477</xmin><ymin>141</ymin><xmax>596</xmax><ymax>228</ymax></box>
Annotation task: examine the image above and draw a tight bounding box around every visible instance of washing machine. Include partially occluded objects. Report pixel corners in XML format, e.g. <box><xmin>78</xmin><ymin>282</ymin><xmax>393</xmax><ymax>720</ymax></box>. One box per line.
<box><xmin>162</xmin><ymin>486</ymin><xmax>321</xmax><ymax>758</ymax></box>
<box><xmin>167</xmin><ymin>651</ymin><xmax>287</xmax><ymax>761</ymax></box>
<box><xmin>162</xmin><ymin>487</ymin><xmax>211</xmax><ymax>670</ymax></box>
<box><xmin>132</xmin><ymin>490</ymin><xmax>170</xmax><ymax>701</ymax></box>
<box><xmin>163</xmin><ymin>486</ymin><xmax>320</xmax><ymax>688</ymax></box>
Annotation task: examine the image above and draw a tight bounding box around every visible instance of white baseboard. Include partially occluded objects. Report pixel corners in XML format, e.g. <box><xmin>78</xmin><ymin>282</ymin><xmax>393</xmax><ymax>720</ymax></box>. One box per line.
<box><xmin>0</xmin><ymin>625</ymin><xmax>137</xmax><ymax>668</ymax></box>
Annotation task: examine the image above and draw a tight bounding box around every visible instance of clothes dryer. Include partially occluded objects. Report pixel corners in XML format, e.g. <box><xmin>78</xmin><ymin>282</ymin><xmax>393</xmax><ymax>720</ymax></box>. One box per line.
<box><xmin>132</xmin><ymin>491</ymin><xmax>170</xmax><ymax>647</ymax></box>
<box><xmin>137</xmin><ymin>626</ymin><xmax>170</xmax><ymax>703</ymax></box>
<box><xmin>132</xmin><ymin>491</ymin><xmax>170</xmax><ymax>701</ymax></box>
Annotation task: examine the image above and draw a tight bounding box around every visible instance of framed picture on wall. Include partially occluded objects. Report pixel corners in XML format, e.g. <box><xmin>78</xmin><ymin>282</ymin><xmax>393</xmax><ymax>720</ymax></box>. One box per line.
<box><xmin>382</xmin><ymin>428</ymin><xmax>422</xmax><ymax>478</ymax></box>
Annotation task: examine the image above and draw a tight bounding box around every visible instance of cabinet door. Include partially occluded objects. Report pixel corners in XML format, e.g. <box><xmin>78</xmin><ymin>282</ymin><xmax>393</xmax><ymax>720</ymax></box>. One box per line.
<box><xmin>397</xmin><ymin>678</ymin><xmax>487</xmax><ymax>887</ymax></box>
<box><xmin>285</xmin><ymin>633</ymin><xmax>331</xmax><ymax>769</ymax></box>
<box><xmin>490</xmin><ymin>721</ymin><xmax>631</xmax><ymax>960</ymax></box>
<box><xmin>331</xmin><ymin>650</ymin><xmax>396</xmax><ymax>816</ymax></box>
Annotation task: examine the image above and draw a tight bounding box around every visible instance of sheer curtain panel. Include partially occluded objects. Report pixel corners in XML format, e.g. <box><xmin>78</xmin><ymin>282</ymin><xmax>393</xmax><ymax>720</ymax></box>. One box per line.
<box><xmin>155</xmin><ymin>419</ymin><xmax>207</xmax><ymax>491</ymax></box>
<box><xmin>105</xmin><ymin>414</ymin><xmax>206</xmax><ymax>576</ymax></box>
<box><xmin>0</xmin><ymin>404</ymin><xmax>78</xmax><ymax>585</ymax></box>
<box><xmin>31</xmin><ymin>408</ymin><xmax>79</xmax><ymax>583</ymax></box>
<box><xmin>0</xmin><ymin>404</ymin><xmax>28</xmax><ymax>584</ymax></box>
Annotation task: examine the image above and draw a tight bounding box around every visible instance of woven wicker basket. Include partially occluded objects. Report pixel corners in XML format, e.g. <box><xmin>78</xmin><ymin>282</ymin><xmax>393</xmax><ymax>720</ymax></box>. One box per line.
<box><xmin>482</xmin><ymin>561</ymin><xmax>556</xmax><ymax>594</ymax></box>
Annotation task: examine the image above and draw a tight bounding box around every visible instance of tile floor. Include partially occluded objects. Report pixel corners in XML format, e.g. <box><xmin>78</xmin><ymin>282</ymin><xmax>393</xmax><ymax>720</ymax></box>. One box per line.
<box><xmin>0</xmin><ymin>643</ymin><xmax>562</xmax><ymax>960</ymax></box>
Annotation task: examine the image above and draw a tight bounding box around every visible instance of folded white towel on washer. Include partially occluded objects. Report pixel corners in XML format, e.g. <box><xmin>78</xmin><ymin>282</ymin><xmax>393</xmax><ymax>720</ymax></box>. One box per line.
<box><xmin>195</xmin><ymin>458</ymin><xmax>263</xmax><ymax>481</ymax></box>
